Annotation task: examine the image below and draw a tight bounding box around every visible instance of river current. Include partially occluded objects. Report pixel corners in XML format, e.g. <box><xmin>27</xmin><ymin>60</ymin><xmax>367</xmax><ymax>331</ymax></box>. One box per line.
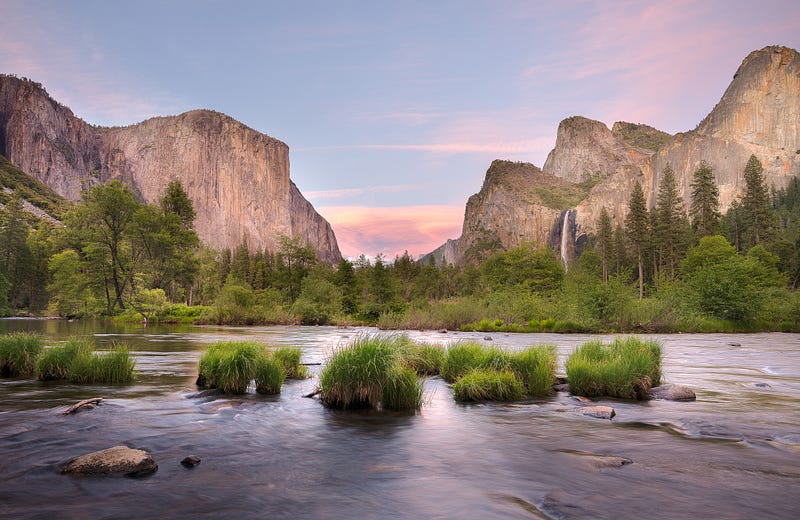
<box><xmin>1</xmin><ymin>320</ymin><xmax>798</xmax><ymax>519</ymax></box>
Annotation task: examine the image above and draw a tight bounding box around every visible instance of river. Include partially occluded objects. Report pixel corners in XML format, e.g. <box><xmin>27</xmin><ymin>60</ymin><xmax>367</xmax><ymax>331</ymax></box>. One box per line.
<box><xmin>1</xmin><ymin>319</ymin><xmax>798</xmax><ymax>519</ymax></box>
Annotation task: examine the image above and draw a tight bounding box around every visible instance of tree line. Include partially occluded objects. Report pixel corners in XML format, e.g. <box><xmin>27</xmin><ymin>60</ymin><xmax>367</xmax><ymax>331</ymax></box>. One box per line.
<box><xmin>1</xmin><ymin>154</ymin><xmax>798</xmax><ymax>331</ymax></box>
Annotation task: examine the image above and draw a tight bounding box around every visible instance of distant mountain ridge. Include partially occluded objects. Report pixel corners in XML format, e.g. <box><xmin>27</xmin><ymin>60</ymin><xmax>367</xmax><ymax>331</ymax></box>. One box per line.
<box><xmin>0</xmin><ymin>75</ymin><xmax>341</xmax><ymax>262</ymax></box>
<box><xmin>425</xmin><ymin>45</ymin><xmax>800</xmax><ymax>266</ymax></box>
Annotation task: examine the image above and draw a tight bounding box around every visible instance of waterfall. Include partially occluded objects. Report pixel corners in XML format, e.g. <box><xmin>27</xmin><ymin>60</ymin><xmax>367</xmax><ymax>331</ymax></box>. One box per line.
<box><xmin>560</xmin><ymin>209</ymin><xmax>574</xmax><ymax>270</ymax></box>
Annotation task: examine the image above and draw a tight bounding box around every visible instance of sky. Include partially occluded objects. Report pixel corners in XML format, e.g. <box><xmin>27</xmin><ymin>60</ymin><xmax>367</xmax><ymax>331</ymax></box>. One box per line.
<box><xmin>1</xmin><ymin>0</ymin><xmax>799</xmax><ymax>259</ymax></box>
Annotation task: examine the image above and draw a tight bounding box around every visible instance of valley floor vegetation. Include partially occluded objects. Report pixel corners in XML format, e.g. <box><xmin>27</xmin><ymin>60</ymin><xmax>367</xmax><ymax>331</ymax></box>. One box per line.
<box><xmin>196</xmin><ymin>342</ymin><xmax>307</xmax><ymax>395</ymax></box>
<box><xmin>0</xmin><ymin>333</ymin><xmax>135</xmax><ymax>384</ymax></box>
<box><xmin>3</xmin><ymin>155</ymin><xmax>800</xmax><ymax>333</ymax></box>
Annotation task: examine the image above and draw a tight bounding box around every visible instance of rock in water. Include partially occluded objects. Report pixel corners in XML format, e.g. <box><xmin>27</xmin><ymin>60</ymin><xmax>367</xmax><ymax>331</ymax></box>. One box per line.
<box><xmin>578</xmin><ymin>406</ymin><xmax>616</xmax><ymax>420</ymax></box>
<box><xmin>181</xmin><ymin>455</ymin><xmax>201</xmax><ymax>468</ymax></box>
<box><xmin>649</xmin><ymin>384</ymin><xmax>696</xmax><ymax>401</ymax></box>
<box><xmin>62</xmin><ymin>446</ymin><xmax>157</xmax><ymax>477</ymax></box>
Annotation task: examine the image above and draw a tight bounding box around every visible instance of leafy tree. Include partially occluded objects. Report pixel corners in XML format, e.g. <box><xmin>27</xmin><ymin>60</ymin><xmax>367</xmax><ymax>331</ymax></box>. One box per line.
<box><xmin>0</xmin><ymin>196</ymin><xmax>32</xmax><ymax>308</ymax></box>
<box><xmin>334</xmin><ymin>258</ymin><xmax>359</xmax><ymax>314</ymax></box>
<box><xmin>690</xmin><ymin>161</ymin><xmax>721</xmax><ymax>237</ymax></box>
<box><xmin>291</xmin><ymin>273</ymin><xmax>342</xmax><ymax>325</ymax></box>
<box><xmin>481</xmin><ymin>244</ymin><xmax>564</xmax><ymax>293</ymax></box>
<box><xmin>625</xmin><ymin>181</ymin><xmax>649</xmax><ymax>299</ymax></box>
<box><xmin>276</xmin><ymin>235</ymin><xmax>316</xmax><ymax>303</ymax></box>
<box><xmin>160</xmin><ymin>180</ymin><xmax>196</xmax><ymax>228</ymax></box>
<box><xmin>47</xmin><ymin>249</ymin><xmax>95</xmax><ymax>317</ymax></box>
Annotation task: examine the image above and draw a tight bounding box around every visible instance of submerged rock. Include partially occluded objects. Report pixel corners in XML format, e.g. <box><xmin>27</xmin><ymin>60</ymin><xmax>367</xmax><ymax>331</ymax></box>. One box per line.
<box><xmin>181</xmin><ymin>455</ymin><xmax>201</xmax><ymax>468</ymax></box>
<box><xmin>578</xmin><ymin>406</ymin><xmax>616</xmax><ymax>420</ymax></box>
<box><xmin>62</xmin><ymin>446</ymin><xmax>157</xmax><ymax>477</ymax></box>
<box><xmin>560</xmin><ymin>450</ymin><xmax>632</xmax><ymax>468</ymax></box>
<box><xmin>649</xmin><ymin>384</ymin><xmax>696</xmax><ymax>401</ymax></box>
<box><xmin>553</xmin><ymin>383</ymin><xmax>570</xmax><ymax>392</ymax></box>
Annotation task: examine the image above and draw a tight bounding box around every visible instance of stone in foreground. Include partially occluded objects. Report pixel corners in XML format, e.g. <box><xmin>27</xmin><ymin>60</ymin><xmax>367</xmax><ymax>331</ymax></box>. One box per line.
<box><xmin>578</xmin><ymin>405</ymin><xmax>616</xmax><ymax>420</ymax></box>
<box><xmin>181</xmin><ymin>455</ymin><xmax>201</xmax><ymax>468</ymax></box>
<box><xmin>62</xmin><ymin>446</ymin><xmax>157</xmax><ymax>477</ymax></box>
<box><xmin>649</xmin><ymin>384</ymin><xmax>696</xmax><ymax>401</ymax></box>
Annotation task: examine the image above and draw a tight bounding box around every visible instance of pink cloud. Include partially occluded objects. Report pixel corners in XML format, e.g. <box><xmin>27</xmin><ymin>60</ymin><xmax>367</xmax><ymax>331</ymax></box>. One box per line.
<box><xmin>317</xmin><ymin>205</ymin><xmax>464</xmax><ymax>259</ymax></box>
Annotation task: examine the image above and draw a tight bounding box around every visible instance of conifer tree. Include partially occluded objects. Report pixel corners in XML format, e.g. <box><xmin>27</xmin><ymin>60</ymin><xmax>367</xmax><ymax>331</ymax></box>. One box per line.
<box><xmin>625</xmin><ymin>181</ymin><xmax>649</xmax><ymax>299</ymax></box>
<box><xmin>596</xmin><ymin>208</ymin><xmax>613</xmax><ymax>283</ymax></box>
<box><xmin>655</xmin><ymin>164</ymin><xmax>688</xmax><ymax>277</ymax></box>
<box><xmin>690</xmin><ymin>161</ymin><xmax>721</xmax><ymax>237</ymax></box>
<box><xmin>740</xmin><ymin>154</ymin><xmax>775</xmax><ymax>246</ymax></box>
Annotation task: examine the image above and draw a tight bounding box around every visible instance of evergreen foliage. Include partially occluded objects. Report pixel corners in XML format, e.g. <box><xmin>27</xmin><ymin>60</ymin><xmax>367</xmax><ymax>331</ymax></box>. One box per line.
<box><xmin>690</xmin><ymin>161</ymin><xmax>721</xmax><ymax>237</ymax></box>
<box><xmin>625</xmin><ymin>181</ymin><xmax>649</xmax><ymax>299</ymax></box>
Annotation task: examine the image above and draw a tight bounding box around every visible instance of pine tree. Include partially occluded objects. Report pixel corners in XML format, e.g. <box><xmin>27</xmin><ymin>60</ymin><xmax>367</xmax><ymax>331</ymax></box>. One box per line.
<box><xmin>625</xmin><ymin>181</ymin><xmax>649</xmax><ymax>299</ymax></box>
<box><xmin>741</xmin><ymin>154</ymin><xmax>775</xmax><ymax>246</ymax></box>
<box><xmin>596</xmin><ymin>208</ymin><xmax>613</xmax><ymax>283</ymax></box>
<box><xmin>655</xmin><ymin>164</ymin><xmax>688</xmax><ymax>278</ymax></box>
<box><xmin>690</xmin><ymin>161</ymin><xmax>721</xmax><ymax>237</ymax></box>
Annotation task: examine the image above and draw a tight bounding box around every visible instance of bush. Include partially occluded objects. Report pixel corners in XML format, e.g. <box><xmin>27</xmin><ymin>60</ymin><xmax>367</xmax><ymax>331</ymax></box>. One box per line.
<box><xmin>273</xmin><ymin>346</ymin><xmax>309</xmax><ymax>379</ymax></box>
<box><xmin>509</xmin><ymin>346</ymin><xmax>557</xmax><ymax>397</ymax></box>
<box><xmin>381</xmin><ymin>365</ymin><xmax>423</xmax><ymax>411</ymax></box>
<box><xmin>0</xmin><ymin>332</ymin><xmax>43</xmax><ymax>377</ymax></box>
<box><xmin>68</xmin><ymin>344</ymin><xmax>135</xmax><ymax>385</ymax></box>
<box><xmin>197</xmin><ymin>341</ymin><xmax>262</xmax><ymax>394</ymax></box>
<box><xmin>36</xmin><ymin>338</ymin><xmax>93</xmax><ymax>381</ymax></box>
<box><xmin>565</xmin><ymin>337</ymin><xmax>662</xmax><ymax>399</ymax></box>
<box><xmin>254</xmin><ymin>355</ymin><xmax>286</xmax><ymax>394</ymax></box>
<box><xmin>319</xmin><ymin>335</ymin><xmax>396</xmax><ymax>409</ymax></box>
<box><xmin>452</xmin><ymin>369</ymin><xmax>525</xmax><ymax>402</ymax></box>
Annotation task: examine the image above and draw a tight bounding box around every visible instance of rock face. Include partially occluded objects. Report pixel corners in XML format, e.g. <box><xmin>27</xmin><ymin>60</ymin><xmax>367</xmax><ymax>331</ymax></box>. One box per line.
<box><xmin>62</xmin><ymin>445</ymin><xmax>157</xmax><ymax>477</ymax></box>
<box><xmin>0</xmin><ymin>75</ymin><xmax>341</xmax><ymax>263</ymax></box>
<box><xmin>429</xmin><ymin>46</ymin><xmax>800</xmax><ymax>265</ymax></box>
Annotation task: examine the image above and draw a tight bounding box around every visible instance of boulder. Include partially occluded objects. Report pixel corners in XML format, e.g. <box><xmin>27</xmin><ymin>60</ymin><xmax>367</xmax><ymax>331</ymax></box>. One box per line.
<box><xmin>649</xmin><ymin>384</ymin><xmax>696</xmax><ymax>401</ymax></box>
<box><xmin>62</xmin><ymin>446</ymin><xmax>157</xmax><ymax>477</ymax></box>
<box><xmin>578</xmin><ymin>406</ymin><xmax>616</xmax><ymax>420</ymax></box>
<box><xmin>181</xmin><ymin>455</ymin><xmax>201</xmax><ymax>468</ymax></box>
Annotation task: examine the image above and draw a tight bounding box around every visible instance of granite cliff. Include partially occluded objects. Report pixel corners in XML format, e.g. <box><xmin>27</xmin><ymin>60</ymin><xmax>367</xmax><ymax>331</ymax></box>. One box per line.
<box><xmin>0</xmin><ymin>75</ymin><xmax>341</xmax><ymax>263</ymax></box>
<box><xmin>429</xmin><ymin>45</ymin><xmax>800</xmax><ymax>266</ymax></box>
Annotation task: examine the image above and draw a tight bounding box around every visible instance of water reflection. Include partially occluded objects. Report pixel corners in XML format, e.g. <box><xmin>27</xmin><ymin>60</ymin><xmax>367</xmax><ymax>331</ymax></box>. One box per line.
<box><xmin>0</xmin><ymin>320</ymin><xmax>799</xmax><ymax>518</ymax></box>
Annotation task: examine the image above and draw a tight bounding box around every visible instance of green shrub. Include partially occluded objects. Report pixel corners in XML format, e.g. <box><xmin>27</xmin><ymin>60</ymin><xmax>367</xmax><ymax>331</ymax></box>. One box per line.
<box><xmin>0</xmin><ymin>332</ymin><xmax>43</xmax><ymax>377</ymax></box>
<box><xmin>509</xmin><ymin>346</ymin><xmax>557</xmax><ymax>397</ymax></box>
<box><xmin>565</xmin><ymin>337</ymin><xmax>662</xmax><ymax>399</ymax></box>
<box><xmin>273</xmin><ymin>346</ymin><xmax>309</xmax><ymax>379</ymax></box>
<box><xmin>36</xmin><ymin>338</ymin><xmax>93</xmax><ymax>381</ymax></box>
<box><xmin>382</xmin><ymin>365</ymin><xmax>423</xmax><ymax>411</ymax></box>
<box><xmin>398</xmin><ymin>343</ymin><xmax>446</xmax><ymax>376</ymax></box>
<box><xmin>452</xmin><ymin>369</ymin><xmax>525</xmax><ymax>402</ymax></box>
<box><xmin>319</xmin><ymin>335</ymin><xmax>396</xmax><ymax>409</ymax></box>
<box><xmin>254</xmin><ymin>355</ymin><xmax>286</xmax><ymax>394</ymax></box>
<box><xmin>68</xmin><ymin>344</ymin><xmax>135</xmax><ymax>385</ymax></box>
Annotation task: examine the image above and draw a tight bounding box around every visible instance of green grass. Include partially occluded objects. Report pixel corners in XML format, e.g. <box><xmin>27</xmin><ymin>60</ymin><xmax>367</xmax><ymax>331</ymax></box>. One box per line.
<box><xmin>36</xmin><ymin>338</ymin><xmax>93</xmax><ymax>381</ymax></box>
<box><xmin>273</xmin><ymin>346</ymin><xmax>309</xmax><ymax>379</ymax></box>
<box><xmin>0</xmin><ymin>332</ymin><xmax>43</xmax><ymax>377</ymax></box>
<box><xmin>397</xmin><ymin>343</ymin><xmax>446</xmax><ymax>376</ymax></box>
<box><xmin>565</xmin><ymin>337</ymin><xmax>662</xmax><ymax>399</ymax></box>
<box><xmin>381</xmin><ymin>365</ymin><xmax>423</xmax><ymax>411</ymax></box>
<box><xmin>67</xmin><ymin>344</ymin><xmax>135</xmax><ymax>385</ymax></box>
<box><xmin>197</xmin><ymin>341</ymin><xmax>263</xmax><ymax>394</ymax></box>
<box><xmin>440</xmin><ymin>343</ymin><xmax>514</xmax><ymax>382</ymax></box>
<box><xmin>319</xmin><ymin>335</ymin><xmax>396</xmax><ymax>409</ymax></box>
<box><xmin>509</xmin><ymin>346</ymin><xmax>557</xmax><ymax>397</ymax></box>
<box><xmin>452</xmin><ymin>369</ymin><xmax>526</xmax><ymax>402</ymax></box>
<box><xmin>254</xmin><ymin>355</ymin><xmax>286</xmax><ymax>395</ymax></box>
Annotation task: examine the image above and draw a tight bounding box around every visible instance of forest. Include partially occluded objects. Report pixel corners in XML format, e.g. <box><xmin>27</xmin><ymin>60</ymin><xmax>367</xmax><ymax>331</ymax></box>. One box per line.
<box><xmin>1</xmin><ymin>154</ymin><xmax>799</xmax><ymax>333</ymax></box>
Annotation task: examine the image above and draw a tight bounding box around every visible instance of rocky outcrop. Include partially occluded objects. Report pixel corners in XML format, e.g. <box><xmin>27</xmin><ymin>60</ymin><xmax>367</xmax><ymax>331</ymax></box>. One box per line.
<box><xmin>62</xmin><ymin>445</ymin><xmax>157</xmax><ymax>477</ymax></box>
<box><xmin>0</xmin><ymin>75</ymin><xmax>341</xmax><ymax>262</ymax></box>
<box><xmin>428</xmin><ymin>46</ymin><xmax>800</xmax><ymax>265</ymax></box>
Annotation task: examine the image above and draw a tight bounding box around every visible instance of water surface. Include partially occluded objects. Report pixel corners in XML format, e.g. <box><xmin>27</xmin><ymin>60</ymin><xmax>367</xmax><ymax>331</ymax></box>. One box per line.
<box><xmin>1</xmin><ymin>320</ymin><xmax>798</xmax><ymax>519</ymax></box>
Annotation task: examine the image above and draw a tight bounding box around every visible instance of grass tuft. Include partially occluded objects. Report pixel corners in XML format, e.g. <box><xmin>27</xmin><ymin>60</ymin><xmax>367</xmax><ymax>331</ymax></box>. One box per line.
<box><xmin>36</xmin><ymin>339</ymin><xmax>93</xmax><ymax>381</ymax></box>
<box><xmin>273</xmin><ymin>346</ymin><xmax>309</xmax><ymax>379</ymax></box>
<box><xmin>254</xmin><ymin>354</ymin><xmax>286</xmax><ymax>394</ymax></box>
<box><xmin>452</xmin><ymin>369</ymin><xmax>526</xmax><ymax>402</ymax></box>
<box><xmin>509</xmin><ymin>345</ymin><xmax>557</xmax><ymax>397</ymax></box>
<box><xmin>197</xmin><ymin>341</ymin><xmax>262</xmax><ymax>394</ymax></box>
<box><xmin>67</xmin><ymin>343</ymin><xmax>135</xmax><ymax>385</ymax></box>
<box><xmin>398</xmin><ymin>343</ymin><xmax>446</xmax><ymax>376</ymax></box>
<box><xmin>382</xmin><ymin>364</ymin><xmax>423</xmax><ymax>411</ymax></box>
<box><xmin>319</xmin><ymin>335</ymin><xmax>396</xmax><ymax>409</ymax></box>
<box><xmin>565</xmin><ymin>337</ymin><xmax>662</xmax><ymax>399</ymax></box>
<box><xmin>0</xmin><ymin>332</ymin><xmax>43</xmax><ymax>377</ymax></box>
